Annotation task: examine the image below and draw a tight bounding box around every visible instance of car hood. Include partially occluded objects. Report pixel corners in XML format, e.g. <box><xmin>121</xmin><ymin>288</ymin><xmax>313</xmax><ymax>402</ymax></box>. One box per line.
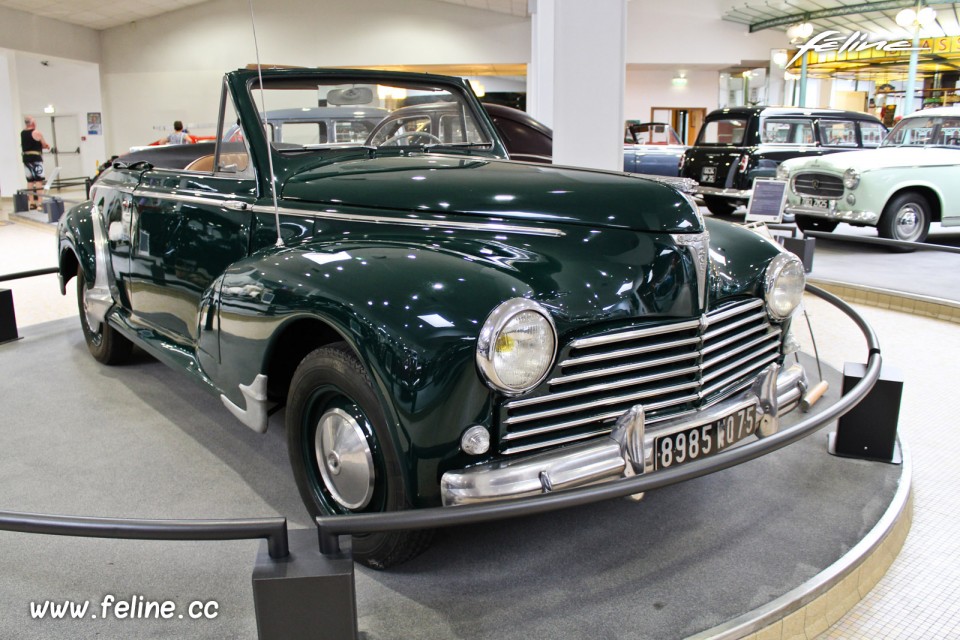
<box><xmin>784</xmin><ymin>146</ymin><xmax>960</xmax><ymax>172</ymax></box>
<box><xmin>281</xmin><ymin>154</ymin><xmax>703</xmax><ymax>233</ymax></box>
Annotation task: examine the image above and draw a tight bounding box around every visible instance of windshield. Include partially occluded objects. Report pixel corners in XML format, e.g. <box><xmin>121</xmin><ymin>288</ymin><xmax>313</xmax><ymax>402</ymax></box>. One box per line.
<box><xmin>629</xmin><ymin>123</ymin><xmax>682</xmax><ymax>146</ymax></box>
<box><xmin>247</xmin><ymin>78</ymin><xmax>494</xmax><ymax>153</ymax></box>
<box><xmin>882</xmin><ymin>115</ymin><xmax>960</xmax><ymax>148</ymax></box>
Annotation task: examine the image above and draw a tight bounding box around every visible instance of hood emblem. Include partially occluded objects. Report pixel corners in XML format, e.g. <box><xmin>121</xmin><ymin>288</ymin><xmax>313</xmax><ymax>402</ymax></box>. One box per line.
<box><xmin>671</xmin><ymin>231</ymin><xmax>710</xmax><ymax>311</ymax></box>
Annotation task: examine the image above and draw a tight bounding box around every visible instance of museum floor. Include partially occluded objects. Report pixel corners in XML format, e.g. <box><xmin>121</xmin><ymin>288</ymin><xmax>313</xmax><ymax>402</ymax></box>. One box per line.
<box><xmin>1</xmin><ymin>194</ymin><xmax>959</xmax><ymax>639</ymax></box>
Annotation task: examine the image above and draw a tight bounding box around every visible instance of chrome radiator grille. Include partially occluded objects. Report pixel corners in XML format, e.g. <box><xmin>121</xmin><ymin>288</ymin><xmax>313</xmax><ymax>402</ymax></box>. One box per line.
<box><xmin>793</xmin><ymin>173</ymin><xmax>844</xmax><ymax>198</ymax></box>
<box><xmin>500</xmin><ymin>299</ymin><xmax>782</xmax><ymax>455</ymax></box>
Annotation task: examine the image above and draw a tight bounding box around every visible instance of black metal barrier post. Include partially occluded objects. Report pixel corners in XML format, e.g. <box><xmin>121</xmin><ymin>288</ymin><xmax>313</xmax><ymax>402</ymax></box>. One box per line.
<box><xmin>252</xmin><ymin>530</ymin><xmax>358</xmax><ymax>640</ymax></box>
<box><xmin>829</xmin><ymin>363</ymin><xmax>904</xmax><ymax>464</ymax></box>
<box><xmin>0</xmin><ymin>267</ymin><xmax>60</xmax><ymax>345</ymax></box>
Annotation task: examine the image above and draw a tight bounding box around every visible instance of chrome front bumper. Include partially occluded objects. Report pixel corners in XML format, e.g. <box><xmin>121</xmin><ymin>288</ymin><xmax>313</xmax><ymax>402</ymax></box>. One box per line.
<box><xmin>783</xmin><ymin>203</ymin><xmax>880</xmax><ymax>225</ymax></box>
<box><xmin>441</xmin><ymin>363</ymin><xmax>807</xmax><ymax>506</ymax></box>
<box><xmin>695</xmin><ymin>185</ymin><xmax>752</xmax><ymax>200</ymax></box>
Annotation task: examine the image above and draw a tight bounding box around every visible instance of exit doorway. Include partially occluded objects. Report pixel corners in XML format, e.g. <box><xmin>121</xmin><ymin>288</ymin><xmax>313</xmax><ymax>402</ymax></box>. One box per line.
<box><xmin>34</xmin><ymin>115</ymin><xmax>83</xmax><ymax>189</ymax></box>
<box><xmin>650</xmin><ymin>107</ymin><xmax>707</xmax><ymax>146</ymax></box>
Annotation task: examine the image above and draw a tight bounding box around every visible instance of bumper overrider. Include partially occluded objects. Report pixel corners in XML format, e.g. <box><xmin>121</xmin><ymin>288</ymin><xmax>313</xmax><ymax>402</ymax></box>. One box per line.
<box><xmin>441</xmin><ymin>362</ymin><xmax>807</xmax><ymax>506</ymax></box>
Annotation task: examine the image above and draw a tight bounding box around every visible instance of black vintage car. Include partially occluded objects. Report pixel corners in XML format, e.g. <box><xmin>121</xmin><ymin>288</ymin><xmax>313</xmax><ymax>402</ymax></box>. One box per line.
<box><xmin>680</xmin><ymin>106</ymin><xmax>886</xmax><ymax>216</ymax></box>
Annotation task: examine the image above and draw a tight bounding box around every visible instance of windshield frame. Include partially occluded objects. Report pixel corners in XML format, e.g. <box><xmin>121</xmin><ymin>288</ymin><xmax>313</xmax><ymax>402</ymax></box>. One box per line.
<box><xmin>243</xmin><ymin>73</ymin><xmax>502</xmax><ymax>158</ymax></box>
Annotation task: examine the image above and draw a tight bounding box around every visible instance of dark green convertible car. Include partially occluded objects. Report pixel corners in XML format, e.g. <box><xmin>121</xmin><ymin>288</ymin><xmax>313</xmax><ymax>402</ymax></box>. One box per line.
<box><xmin>58</xmin><ymin>68</ymin><xmax>808</xmax><ymax>568</ymax></box>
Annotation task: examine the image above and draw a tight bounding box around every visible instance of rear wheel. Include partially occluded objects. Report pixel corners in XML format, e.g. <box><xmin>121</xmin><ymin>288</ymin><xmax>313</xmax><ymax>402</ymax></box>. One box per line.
<box><xmin>286</xmin><ymin>344</ymin><xmax>433</xmax><ymax>569</ymax></box>
<box><xmin>795</xmin><ymin>215</ymin><xmax>839</xmax><ymax>234</ymax></box>
<box><xmin>703</xmin><ymin>195</ymin><xmax>739</xmax><ymax>217</ymax></box>
<box><xmin>878</xmin><ymin>192</ymin><xmax>930</xmax><ymax>247</ymax></box>
<box><xmin>76</xmin><ymin>266</ymin><xmax>132</xmax><ymax>364</ymax></box>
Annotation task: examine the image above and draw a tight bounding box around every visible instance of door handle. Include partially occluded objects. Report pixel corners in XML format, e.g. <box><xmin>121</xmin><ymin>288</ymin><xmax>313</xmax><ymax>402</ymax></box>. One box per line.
<box><xmin>223</xmin><ymin>201</ymin><xmax>248</xmax><ymax>211</ymax></box>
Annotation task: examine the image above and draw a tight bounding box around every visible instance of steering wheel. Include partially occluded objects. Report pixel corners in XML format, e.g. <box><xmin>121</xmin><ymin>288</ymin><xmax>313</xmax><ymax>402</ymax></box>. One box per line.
<box><xmin>379</xmin><ymin>131</ymin><xmax>442</xmax><ymax>147</ymax></box>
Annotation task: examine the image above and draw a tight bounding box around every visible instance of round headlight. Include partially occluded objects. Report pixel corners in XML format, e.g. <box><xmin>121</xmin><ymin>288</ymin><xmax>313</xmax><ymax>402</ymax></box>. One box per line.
<box><xmin>776</xmin><ymin>163</ymin><xmax>789</xmax><ymax>181</ymax></box>
<box><xmin>843</xmin><ymin>168</ymin><xmax>860</xmax><ymax>190</ymax></box>
<box><xmin>476</xmin><ymin>298</ymin><xmax>557</xmax><ymax>395</ymax></box>
<box><xmin>764</xmin><ymin>253</ymin><xmax>805</xmax><ymax>320</ymax></box>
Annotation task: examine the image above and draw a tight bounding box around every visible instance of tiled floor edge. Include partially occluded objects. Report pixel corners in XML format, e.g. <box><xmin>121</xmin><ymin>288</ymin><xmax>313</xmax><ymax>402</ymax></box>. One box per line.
<box><xmin>808</xmin><ymin>278</ymin><xmax>960</xmax><ymax>325</ymax></box>
<box><xmin>686</xmin><ymin>437</ymin><xmax>913</xmax><ymax>640</ymax></box>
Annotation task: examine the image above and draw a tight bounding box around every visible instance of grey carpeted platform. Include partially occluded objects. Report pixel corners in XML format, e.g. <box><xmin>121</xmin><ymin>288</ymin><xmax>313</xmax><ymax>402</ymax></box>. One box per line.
<box><xmin>0</xmin><ymin>318</ymin><xmax>902</xmax><ymax>639</ymax></box>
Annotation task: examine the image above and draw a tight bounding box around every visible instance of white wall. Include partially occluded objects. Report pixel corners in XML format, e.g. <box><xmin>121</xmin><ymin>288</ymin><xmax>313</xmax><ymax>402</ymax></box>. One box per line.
<box><xmin>0</xmin><ymin>5</ymin><xmax>100</xmax><ymax>63</ymax></box>
<box><xmin>15</xmin><ymin>53</ymin><xmax>107</xmax><ymax>180</ymax></box>
<box><xmin>99</xmin><ymin>0</ymin><xmax>530</xmax><ymax>153</ymax></box>
<box><xmin>0</xmin><ymin>7</ymin><xmax>101</xmax><ymax>197</ymax></box>
<box><xmin>0</xmin><ymin>51</ymin><xmax>21</xmax><ymax>198</ymax></box>
<box><xmin>625</xmin><ymin>68</ymin><xmax>719</xmax><ymax>122</ymax></box>
<box><xmin>626</xmin><ymin>0</ymin><xmax>788</xmax><ymax>67</ymax></box>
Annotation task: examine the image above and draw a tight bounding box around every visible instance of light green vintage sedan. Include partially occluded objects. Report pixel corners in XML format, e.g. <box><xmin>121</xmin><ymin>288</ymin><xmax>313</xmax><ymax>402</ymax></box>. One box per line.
<box><xmin>778</xmin><ymin>106</ymin><xmax>960</xmax><ymax>243</ymax></box>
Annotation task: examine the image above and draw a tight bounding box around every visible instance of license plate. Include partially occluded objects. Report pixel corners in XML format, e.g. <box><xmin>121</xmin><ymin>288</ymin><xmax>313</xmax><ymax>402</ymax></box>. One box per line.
<box><xmin>801</xmin><ymin>196</ymin><xmax>831</xmax><ymax>210</ymax></box>
<box><xmin>655</xmin><ymin>405</ymin><xmax>759</xmax><ymax>470</ymax></box>
<box><xmin>701</xmin><ymin>166</ymin><xmax>717</xmax><ymax>182</ymax></box>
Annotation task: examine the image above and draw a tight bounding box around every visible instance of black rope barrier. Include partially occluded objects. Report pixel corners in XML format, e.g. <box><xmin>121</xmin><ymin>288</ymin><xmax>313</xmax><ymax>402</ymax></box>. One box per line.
<box><xmin>0</xmin><ymin>511</ymin><xmax>289</xmax><ymax>559</ymax></box>
<box><xmin>0</xmin><ymin>267</ymin><xmax>59</xmax><ymax>284</ymax></box>
<box><xmin>804</xmin><ymin>230</ymin><xmax>960</xmax><ymax>255</ymax></box>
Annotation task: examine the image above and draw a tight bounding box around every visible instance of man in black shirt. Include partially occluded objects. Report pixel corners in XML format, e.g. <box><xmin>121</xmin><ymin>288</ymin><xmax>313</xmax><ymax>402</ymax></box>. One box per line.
<box><xmin>21</xmin><ymin>116</ymin><xmax>50</xmax><ymax>211</ymax></box>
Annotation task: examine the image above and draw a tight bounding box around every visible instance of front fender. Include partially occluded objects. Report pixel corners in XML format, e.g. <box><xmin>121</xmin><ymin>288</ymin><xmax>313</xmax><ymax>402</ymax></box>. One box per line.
<box><xmin>57</xmin><ymin>201</ymin><xmax>97</xmax><ymax>291</ymax></box>
<box><xmin>216</xmin><ymin>224</ymin><xmax>717</xmax><ymax>505</ymax></box>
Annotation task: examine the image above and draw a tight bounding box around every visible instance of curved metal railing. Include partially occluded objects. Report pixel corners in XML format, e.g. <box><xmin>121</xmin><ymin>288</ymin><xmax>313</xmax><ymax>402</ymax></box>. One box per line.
<box><xmin>314</xmin><ymin>284</ymin><xmax>881</xmax><ymax>554</ymax></box>
<box><xmin>0</xmin><ymin>267</ymin><xmax>58</xmax><ymax>284</ymax></box>
<box><xmin>0</xmin><ymin>277</ymin><xmax>879</xmax><ymax>562</ymax></box>
<box><xmin>0</xmin><ymin>511</ymin><xmax>289</xmax><ymax>559</ymax></box>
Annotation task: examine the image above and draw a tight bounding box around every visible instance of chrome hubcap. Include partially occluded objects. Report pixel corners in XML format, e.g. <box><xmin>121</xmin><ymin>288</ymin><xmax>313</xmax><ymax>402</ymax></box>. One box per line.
<box><xmin>894</xmin><ymin>204</ymin><xmax>922</xmax><ymax>241</ymax></box>
<box><xmin>315</xmin><ymin>407</ymin><xmax>375</xmax><ymax>510</ymax></box>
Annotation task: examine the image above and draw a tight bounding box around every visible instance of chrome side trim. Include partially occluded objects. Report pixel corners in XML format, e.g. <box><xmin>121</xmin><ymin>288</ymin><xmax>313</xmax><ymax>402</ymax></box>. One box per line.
<box><xmin>84</xmin><ymin>201</ymin><xmax>115</xmax><ymax>327</ymax></box>
<box><xmin>221</xmin><ymin>374</ymin><xmax>269</xmax><ymax>434</ymax></box>
<box><xmin>135</xmin><ymin>188</ymin><xmax>239</xmax><ymax>209</ymax></box>
<box><xmin>132</xmin><ymin>188</ymin><xmax>566</xmax><ymax>237</ymax></box>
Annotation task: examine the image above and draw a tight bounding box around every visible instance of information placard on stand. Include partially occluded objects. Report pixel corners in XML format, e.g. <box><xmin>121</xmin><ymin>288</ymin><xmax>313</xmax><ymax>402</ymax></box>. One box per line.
<box><xmin>745</xmin><ymin>178</ymin><xmax>788</xmax><ymax>224</ymax></box>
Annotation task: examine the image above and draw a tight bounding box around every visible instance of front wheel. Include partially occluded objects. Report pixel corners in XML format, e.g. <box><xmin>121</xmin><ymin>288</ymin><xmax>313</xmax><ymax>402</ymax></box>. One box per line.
<box><xmin>795</xmin><ymin>215</ymin><xmax>839</xmax><ymax>234</ymax></box>
<box><xmin>286</xmin><ymin>344</ymin><xmax>433</xmax><ymax>569</ymax></box>
<box><xmin>878</xmin><ymin>192</ymin><xmax>931</xmax><ymax>247</ymax></box>
<box><xmin>702</xmin><ymin>195</ymin><xmax>740</xmax><ymax>217</ymax></box>
<box><xmin>76</xmin><ymin>266</ymin><xmax>132</xmax><ymax>364</ymax></box>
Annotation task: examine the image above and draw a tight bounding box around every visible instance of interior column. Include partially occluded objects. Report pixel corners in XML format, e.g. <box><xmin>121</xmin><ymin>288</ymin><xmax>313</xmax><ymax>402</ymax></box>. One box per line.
<box><xmin>529</xmin><ymin>0</ymin><xmax>627</xmax><ymax>171</ymax></box>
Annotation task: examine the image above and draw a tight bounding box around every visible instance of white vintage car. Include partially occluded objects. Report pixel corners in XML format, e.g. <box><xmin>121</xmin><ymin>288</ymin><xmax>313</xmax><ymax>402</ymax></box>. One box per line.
<box><xmin>778</xmin><ymin>106</ymin><xmax>960</xmax><ymax>243</ymax></box>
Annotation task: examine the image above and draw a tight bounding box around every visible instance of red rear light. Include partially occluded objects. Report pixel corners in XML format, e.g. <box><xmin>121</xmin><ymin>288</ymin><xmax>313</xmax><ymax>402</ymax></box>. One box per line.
<box><xmin>737</xmin><ymin>154</ymin><xmax>749</xmax><ymax>173</ymax></box>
